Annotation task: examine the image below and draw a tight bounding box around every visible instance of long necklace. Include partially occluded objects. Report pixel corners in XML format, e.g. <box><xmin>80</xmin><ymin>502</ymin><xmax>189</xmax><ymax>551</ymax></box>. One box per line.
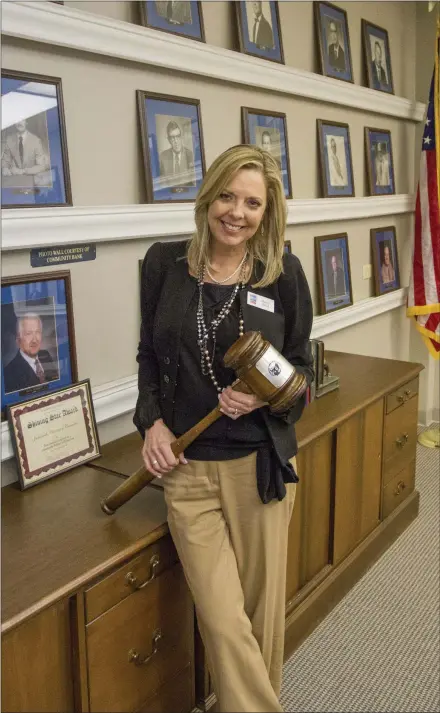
<box><xmin>206</xmin><ymin>251</ymin><xmax>248</xmax><ymax>285</ymax></box>
<box><xmin>196</xmin><ymin>258</ymin><xmax>247</xmax><ymax>394</ymax></box>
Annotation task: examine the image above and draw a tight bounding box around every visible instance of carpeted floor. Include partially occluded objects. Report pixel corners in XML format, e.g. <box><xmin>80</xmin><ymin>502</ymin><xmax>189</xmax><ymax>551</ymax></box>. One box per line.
<box><xmin>281</xmin><ymin>426</ymin><xmax>440</xmax><ymax>713</ymax></box>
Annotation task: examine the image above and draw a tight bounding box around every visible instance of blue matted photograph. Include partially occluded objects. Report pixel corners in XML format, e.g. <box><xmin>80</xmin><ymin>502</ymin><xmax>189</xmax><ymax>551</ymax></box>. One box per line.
<box><xmin>362</xmin><ymin>20</ymin><xmax>394</xmax><ymax>94</ymax></box>
<box><xmin>140</xmin><ymin>1</ymin><xmax>205</xmax><ymax>42</ymax></box>
<box><xmin>365</xmin><ymin>127</ymin><xmax>395</xmax><ymax>195</ymax></box>
<box><xmin>1</xmin><ymin>272</ymin><xmax>77</xmax><ymax>417</ymax></box>
<box><xmin>137</xmin><ymin>91</ymin><xmax>205</xmax><ymax>203</ymax></box>
<box><xmin>242</xmin><ymin>107</ymin><xmax>292</xmax><ymax>198</ymax></box>
<box><xmin>315</xmin><ymin>233</ymin><xmax>353</xmax><ymax>314</ymax></box>
<box><xmin>315</xmin><ymin>1</ymin><xmax>353</xmax><ymax>83</ymax></box>
<box><xmin>371</xmin><ymin>226</ymin><xmax>400</xmax><ymax>296</ymax></box>
<box><xmin>318</xmin><ymin>120</ymin><xmax>354</xmax><ymax>197</ymax></box>
<box><xmin>1</xmin><ymin>70</ymin><xmax>71</xmax><ymax>208</ymax></box>
<box><xmin>235</xmin><ymin>1</ymin><xmax>284</xmax><ymax>64</ymax></box>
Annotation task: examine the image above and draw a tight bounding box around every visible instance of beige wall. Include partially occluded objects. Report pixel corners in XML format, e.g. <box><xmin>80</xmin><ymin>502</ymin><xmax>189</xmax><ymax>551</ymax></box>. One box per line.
<box><xmin>1</xmin><ymin>1</ymin><xmax>434</xmax><ymax>480</ymax></box>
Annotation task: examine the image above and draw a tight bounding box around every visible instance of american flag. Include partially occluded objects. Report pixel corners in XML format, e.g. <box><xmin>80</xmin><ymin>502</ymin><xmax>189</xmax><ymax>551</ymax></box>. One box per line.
<box><xmin>407</xmin><ymin>34</ymin><xmax>440</xmax><ymax>358</ymax></box>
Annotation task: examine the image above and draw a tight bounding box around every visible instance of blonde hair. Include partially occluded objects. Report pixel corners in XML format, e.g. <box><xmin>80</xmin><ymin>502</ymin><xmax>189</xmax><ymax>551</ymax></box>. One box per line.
<box><xmin>187</xmin><ymin>144</ymin><xmax>287</xmax><ymax>288</ymax></box>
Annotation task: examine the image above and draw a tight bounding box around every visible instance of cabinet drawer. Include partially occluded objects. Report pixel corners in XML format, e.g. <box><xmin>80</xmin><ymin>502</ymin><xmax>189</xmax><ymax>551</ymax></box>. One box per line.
<box><xmin>135</xmin><ymin>664</ymin><xmax>194</xmax><ymax>713</ymax></box>
<box><xmin>386</xmin><ymin>377</ymin><xmax>419</xmax><ymax>414</ymax></box>
<box><xmin>86</xmin><ymin>563</ymin><xmax>193</xmax><ymax>713</ymax></box>
<box><xmin>382</xmin><ymin>461</ymin><xmax>415</xmax><ymax>519</ymax></box>
<box><xmin>85</xmin><ymin>534</ymin><xmax>178</xmax><ymax>623</ymax></box>
<box><xmin>383</xmin><ymin>395</ymin><xmax>418</xmax><ymax>486</ymax></box>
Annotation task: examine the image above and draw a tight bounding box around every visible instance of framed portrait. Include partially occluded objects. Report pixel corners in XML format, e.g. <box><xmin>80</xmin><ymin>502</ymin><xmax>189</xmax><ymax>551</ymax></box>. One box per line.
<box><xmin>314</xmin><ymin>1</ymin><xmax>353</xmax><ymax>83</ymax></box>
<box><xmin>137</xmin><ymin>91</ymin><xmax>206</xmax><ymax>203</ymax></box>
<box><xmin>8</xmin><ymin>380</ymin><xmax>100</xmax><ymax>491</ymax></box>
<box><xmin>371</xmin><ymin>226</ymin><xmax>400</xmax><ymax>296</ymax></box>
<box><xmin>284</xmin><ymin>241</ymin><xmax>292</xmax><ymax>254</ymax></box>
<box><xmin>140</xmin><ymin>1</ymin><xmax>205</xmax><ymax>42</ymax></box>
<box><xmin>235</xmin><ymin>1</ymin><xmax>284</xmax><ymax>65</ymax></box>
<box><xmin>315</xmin><ymin>233</ymin><xmax>353</xmax><ymax>314</ymax></box>
<box><xmin>362</xmin><ymin>20</ymin><xmax>394</xmax><ymax>94</ymax></box>
<box><xmin>242</xmin><ymin>107</ymin><xmax>292</xmax><ymax>198</ymax></box>
<box><xmin>317</xmin><ymin>120</ymin><xmax>354</xmax><ymax>197</ymax></box>
<box><xmin>1</xmin><ymin>271</ymin><xmax>77</xmax><ymax>419</ymax></box>
<box><xmin>365</xmin><ymin>127</ymin><xmax>395</xmax><ymax>195</ymax></box>
<box><xmin>1</xmin><ymin>70</ymin><xmax>72</xmax><ymax>208</ymax></box>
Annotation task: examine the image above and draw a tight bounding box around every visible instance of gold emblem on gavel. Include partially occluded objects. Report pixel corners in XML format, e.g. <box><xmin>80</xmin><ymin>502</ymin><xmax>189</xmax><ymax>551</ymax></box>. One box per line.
<box><xmin>101</xmin><ymin>331</ymin><xmax>306</xmax><ymax>515</ymax></box>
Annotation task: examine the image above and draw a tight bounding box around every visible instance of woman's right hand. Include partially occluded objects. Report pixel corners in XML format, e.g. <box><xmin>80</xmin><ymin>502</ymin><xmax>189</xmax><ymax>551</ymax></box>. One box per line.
<box><xmin>142</xmin><ymin>418</ymin><xmax>187</xmax><ymax>478</ymax></box>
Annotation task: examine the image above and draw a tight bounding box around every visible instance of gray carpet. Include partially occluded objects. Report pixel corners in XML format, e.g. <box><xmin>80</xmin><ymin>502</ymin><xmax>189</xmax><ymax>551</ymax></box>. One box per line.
<box><xmin>281</xmin><ymin>426</ymin><xmax>440</xmax><ymax>713</ymax></box>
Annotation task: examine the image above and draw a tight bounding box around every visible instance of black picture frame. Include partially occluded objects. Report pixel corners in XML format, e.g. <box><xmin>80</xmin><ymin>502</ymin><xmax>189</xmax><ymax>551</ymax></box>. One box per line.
<box><xmin>365</xmin><ymin>127</ymin><xmax>395</xmax><ymax>196</ymax></box>
<box><xmin>242</xmin><ymin>107</ymin><xmax>292</xmax><ymax>198</ymax></box>
<box><xmin>362</xmin><ymin>19</ymin><xmax>394</xmax><ymax>94</ymax></box>
<box><xmin>314</xmin><ymin>1</ymin><xmax>353</xmax><ymax>83</ymax></box>
<box><xmin>371</xmin><ymin>226</ymin><xmax>400</xmax><ymax>296</ymax></box>
<box><xmin>317</xmin><ymin>119</ymin><xmax>355</xmax><ymax>198</ymax></box>
<box><xmin>235</xmin><ymin>1</ymin><xmax>284</xmax><ymax>65</ymax></box>
<box><xmin>140</xmin><ymin>1</ymin><xmax>205</xmax><ymax>42</ymax></box>
<box><xmin>315</xmin><ymin>232</ymin><xmax>353</xmax><ymax>314</ymax></box>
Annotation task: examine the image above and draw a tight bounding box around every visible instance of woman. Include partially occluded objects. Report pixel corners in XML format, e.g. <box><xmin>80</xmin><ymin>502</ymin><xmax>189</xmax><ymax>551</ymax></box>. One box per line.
<box><xmin>134</xmin><ymin>144</ymin><xmax>313</xmax><ymax>712</ymax></box>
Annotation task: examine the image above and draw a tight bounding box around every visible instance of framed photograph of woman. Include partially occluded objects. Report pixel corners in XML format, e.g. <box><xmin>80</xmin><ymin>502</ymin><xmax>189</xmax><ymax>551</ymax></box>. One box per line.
<box><xmin>314</xmin><ymin>1</ymin><xmax>353</xmax><ymax>83</ymax></box>
<box><xmin>137</xmin><ymin>91</ymin><xmax>206</xmax><ymax>203</ymax></box>
<box><xmin>365</xmin><ymin>127</ymin><xmax>395</xmax><ymax>195</ymax></box>
<box><xmin>371</xmin><ymin>226</ymin><xmax>400</xmax><ymax>296</ymax></box>
<box><xmin>140</xmin><ymin>1</ymin><xmax>205</xmax><ymax>42</ymax></box>
<box><xmin>235</xmin><ymin>1</ymin><xmax>284</xmax><ymax>64</ymax></box>
<box><xmin>242</xmin><ymin>107</ymin><xmax>292</xmax><ymax>198</ymax></box>
<box><xmin>1</xmin><ymin>70</ymin><xmax>72</xmax><ymax>208</ymax></box>
<box><xmin>1</xmin><ymin>271</ymin><xmax>77</xmax><ymax>418</ymax></box>
<box><xmin>362</xmin><ymin>20</ymin><xmax>394</xmax><ymax>94</ymax></box>
<box><xmin>317</xmin><ymin>120</ymin><xmax>355</xmax><ymax>197</ymax></box>
<box><xmin>315</xmin><ymin>233</ymin><xmax>353</xmax><ymax>314</ymax></box>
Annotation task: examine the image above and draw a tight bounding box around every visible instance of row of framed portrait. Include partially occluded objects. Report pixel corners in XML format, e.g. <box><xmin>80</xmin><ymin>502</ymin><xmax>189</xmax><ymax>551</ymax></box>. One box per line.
<box><xmin>52</xmin><ymin>1</ymin><xmax>395</xmax><ymax>96</ymax></box>
<box><xmin>1</xmin><ymin>68</ymin><xmax>396</xmax><ymax>208</ymax></box>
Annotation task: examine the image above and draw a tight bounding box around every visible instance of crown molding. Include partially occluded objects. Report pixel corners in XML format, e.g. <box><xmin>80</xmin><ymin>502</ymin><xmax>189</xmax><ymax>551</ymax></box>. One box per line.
<box><xmin>1</xmin><ymin>287</ymin><xmax>407</xmax><ymax>466</ymax></box>
<box><xmin>2</xmin><ymin>195</ymin><xmax>415</xmax><ymax>251</ymax></box>
<box><xmin>2</xmin><ymin>1</ymin><xmax>425</xmax><ymax>122</ymax></box>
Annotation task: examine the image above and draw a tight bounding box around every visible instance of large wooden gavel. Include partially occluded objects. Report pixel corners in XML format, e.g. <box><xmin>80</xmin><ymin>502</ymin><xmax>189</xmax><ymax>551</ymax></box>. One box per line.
<box><xmin>101</xmin><ymin>331</ymin><xmax>306</xmax><ymax>515</ymax></box>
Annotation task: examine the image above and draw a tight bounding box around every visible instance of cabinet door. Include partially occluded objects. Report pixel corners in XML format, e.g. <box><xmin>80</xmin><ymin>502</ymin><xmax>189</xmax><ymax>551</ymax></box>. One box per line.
<box><xmin>286</xmin><ymin>431</ymin><xmax>333</xmax><ymax>605</ymax></box>
<box><xmin>1</xmin><ymin>600</ymin><xmax>74</xmax><ymax>713</ymax></box>
<box><xmin>333</xmin><ymin>400</ymin><xmax>383</xmax><ymax>565</ymax></box>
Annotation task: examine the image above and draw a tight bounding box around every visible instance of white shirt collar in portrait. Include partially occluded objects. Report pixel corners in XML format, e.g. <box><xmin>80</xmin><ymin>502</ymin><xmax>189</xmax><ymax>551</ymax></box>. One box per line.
<box><xmin>17</xmin><ymin>130</ymin><xmax>29</xmax><ymax>142</ymax></box>
<box><xmin>20</xmin><ymin>349</ymin><xmax>39</xmax><ymax>374</ymax></box>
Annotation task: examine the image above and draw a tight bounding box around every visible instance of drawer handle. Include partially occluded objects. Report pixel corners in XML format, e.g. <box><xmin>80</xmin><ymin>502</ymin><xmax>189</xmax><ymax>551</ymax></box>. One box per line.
<box><xmin>125</xmin><ymin>554</ymin><xmax>160</xmax><ymax>590</ymax></box>
<box><xmin>404</xmin><ymin>389</ymin><xmax>412</xmax><ymax>397</ymax></box>
<box><xmin>397</xmin><ymin>395</ymin><xmax>405</xmax><ymax>403</ymax></box>
<box><xmin>394</xmin><ymin>480</ymin><xmax>406</xmax><ymax>496</ymax></box>
<box><xmin>128</xmin><ymin>629</ymin><xmax>162</xmax><ymax>666</ymax></box>
<box><xmin>395</xmin><ymin>433</ymin><xmax>409</xmax><ymax>448</ymax></box>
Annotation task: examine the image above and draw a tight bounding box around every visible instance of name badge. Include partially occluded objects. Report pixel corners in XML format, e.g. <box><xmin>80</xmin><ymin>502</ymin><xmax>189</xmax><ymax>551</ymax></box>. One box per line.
<box><xmin>247</xmin><ymin>292</ymin><xmax>274</xmax><ymax>313</ymax></box>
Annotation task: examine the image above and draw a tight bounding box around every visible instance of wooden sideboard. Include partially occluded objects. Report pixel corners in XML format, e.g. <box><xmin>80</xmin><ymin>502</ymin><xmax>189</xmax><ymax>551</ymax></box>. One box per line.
<box><xmin>2</xmin><ymin>351</ymin><xmax>423</xmax><ymax>712</ymax></box>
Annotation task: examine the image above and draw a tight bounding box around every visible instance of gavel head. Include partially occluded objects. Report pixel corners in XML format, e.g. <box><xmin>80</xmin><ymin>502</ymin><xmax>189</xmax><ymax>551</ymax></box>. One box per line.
<box><xmin>223</xmin><ymin>331</ymin><xmax>307</xmax><ymax>412</ymax></box>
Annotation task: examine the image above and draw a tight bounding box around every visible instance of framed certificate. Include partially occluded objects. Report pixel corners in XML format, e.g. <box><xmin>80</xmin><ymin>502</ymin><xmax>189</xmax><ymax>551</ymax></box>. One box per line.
<box><xmin>7</xmin><ymin>380</ymin><xmax>100</xmax><ymax>490</ymax></box>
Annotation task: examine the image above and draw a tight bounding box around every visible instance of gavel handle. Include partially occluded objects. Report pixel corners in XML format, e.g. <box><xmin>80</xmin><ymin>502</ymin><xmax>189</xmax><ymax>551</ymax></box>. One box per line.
<box><xmin>100</xmin><ymin>379</ymin><xmax>252</xmax><ymax>515</ymax></box>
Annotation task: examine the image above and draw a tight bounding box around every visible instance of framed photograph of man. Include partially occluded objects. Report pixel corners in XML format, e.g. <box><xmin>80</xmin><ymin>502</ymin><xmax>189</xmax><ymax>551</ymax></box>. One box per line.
<box><xmin>137</xmin><ymin>91</ymin><xmax>205</xmax><ymax>203</ymax></box>
<box><xmin>317</xmin><ymin>120</ymin><xmax>354</xmax><ymax>197</ymax></box>
<box><xmin>284</xmin><ymin>241</ymin><xmax>292</xmax><ymax>254</ymax></box>
<box><xmin>314</xmin><ymin>1</ymin><xmax>353</xmax><ymax>83</ymax></box>
<box><xmin>140</xmin><ymin>1</ymin><xmax>205</xmax><ymax>42</ymax></box>
<box><xmin>235</xmin><ymin>1</ymin><xmax>284</xmax><ymax>64</ymax></box>
<box><xmin>365</xmin><ymin>128</ymin><xmax>395</xmax><ymax>195</ymax></box>
<box><xmin>1</xmin><ymin>271</ymin><xmax>77</xmax><ymax>418</ymax></box>
<box><xmin>1</xmin><ymin>70</ymin><xmax>71</xmax><ymax>208</ymax></box>
<box><xmin>242</xmin><ymin>107</ymin><xmax>292</xmax><ymax>198</ymax></box>
<box><xmin>315</xmin><ymin>233</ymin><xmax>353</xmax><ymax>314</ymax></box>
<box><xmin>362</xmin><ymin>20</ymin><xmax>394</xmax><ymax>94</ymax></box>
<box><xmin>371</xmin><ymin>226</ymin><xmax>400</xmax><ymax>296</ymax></box>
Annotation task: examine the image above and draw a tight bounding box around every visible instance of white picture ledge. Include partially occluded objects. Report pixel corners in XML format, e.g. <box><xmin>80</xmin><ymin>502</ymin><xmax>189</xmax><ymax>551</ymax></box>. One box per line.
<box><xmin>2</xmin><ymin>2</ymin><xmax>425</xmax><ymax>122</ymax></box>
<box><xmin>2</xmin><ymin>195</ymin><xmax>415</xmax><ymax>251</ymax></box>
<box><xmin>1</xmin><ymin>287</ymin><xmax>407</xmax><ymax>463</ymax></box>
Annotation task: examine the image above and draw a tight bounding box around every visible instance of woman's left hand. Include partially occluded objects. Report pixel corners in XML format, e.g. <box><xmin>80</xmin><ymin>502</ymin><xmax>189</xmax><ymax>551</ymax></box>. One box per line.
<box><xmin>219</xmin><ymin>385</ymin><xmax>268</xmax><ymax>420</ymax></box>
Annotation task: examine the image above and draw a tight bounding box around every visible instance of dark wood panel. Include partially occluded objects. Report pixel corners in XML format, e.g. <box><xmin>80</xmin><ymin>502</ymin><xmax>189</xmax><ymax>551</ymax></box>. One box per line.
<box><xmin>382</xmin><ymin>461</ymin><xmax>416</xmax><ymax>519</ymax></box>
<box><xmin>333</xmin><ymin>400</ymin><xmax>383</xmax><ymax>565</ymax></box>
<box><xmin>286</xmin><ymin>432</ymin><xmax>333</xmax><ymax>604</ymax></box>
<box><xmin>383</xmin><ymin>395</ymin><xmax>418</xmax><ymax>485</ymax></box>
<box><xmin>1</xmin><ymin>600</ymin><xmax>74</xmax><ymax>713</ymax></box>
<box><xmin>135</xmin><ymin>664</ymin><xmax>194</xmax><ymax>713</ymax></box>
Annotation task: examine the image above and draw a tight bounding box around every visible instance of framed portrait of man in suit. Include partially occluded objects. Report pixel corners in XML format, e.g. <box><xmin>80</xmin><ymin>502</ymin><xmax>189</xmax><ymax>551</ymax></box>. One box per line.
<box><xmin>137</xmin><ymin>91</ymin><xmax>206</xmax><ymax>203</ymax></box>
<box><xmin>1</xmin><ymin>271</ymin><xmax>77</xmax><ymax>418</ymax></box>
<box><xmin>242</xmin><ymin>107</ymin><xmax>292</xmax><ymax>198</ymax></box>
<box><xmin>317</xmin><ymin>119</ymin><xmax>355</xmax><ymax>198</ymax></box>
<box><xmin>1</xmin><ymin>70</ymin><xmax>71</xmax><ymax>208</ymax></box>
<box><xmin>371</xmin><ymin>226</ymin><xmax>400</xmax><ymax>296</ymax></box>
<box><xmin>315</xmin><ymin>1</ymin><xmax>353</xmax><ymax>83</ymax></box>
<box><xmin>362</xmin><ymin>20</ymin><xmax>394</xmax><ymax>94</ymax></box>
<box><xmin>235</xmin><ymin>1</ymin><xmax>284</xmax><ymax>64</ymax></box>
<box><xmin>315</xmin><ymin>233</ymin><xmax>353</xmax><ymax>315</ymax></box>
<box><xmin>140</xmin><ymin>1</ymin><xmax>205</xmax><ymax>42</ymax></box>
<box><xmin>365</xmin><ymin>127</ymin><xmax>395</xmax><ymax>195</ymax></box>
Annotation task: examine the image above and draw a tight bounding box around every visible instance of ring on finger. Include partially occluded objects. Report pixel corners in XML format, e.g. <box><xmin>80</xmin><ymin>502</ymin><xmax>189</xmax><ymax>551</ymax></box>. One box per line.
<box><xmin>234</xmin><ymin>408</ymin><xmax>239</xmax><ymax>416</ymax></box>
<box><xmin>152</xmin><ymin>459</ymin><xmax>159</xmax><ymax>466</ymax></box>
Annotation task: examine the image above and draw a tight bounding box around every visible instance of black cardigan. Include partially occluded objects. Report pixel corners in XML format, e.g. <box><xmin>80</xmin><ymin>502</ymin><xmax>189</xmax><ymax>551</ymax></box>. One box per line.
<box><xmin>134</xmin><ymin>240</ymin><xmax>314</xmax><ymax>503</ymax></box>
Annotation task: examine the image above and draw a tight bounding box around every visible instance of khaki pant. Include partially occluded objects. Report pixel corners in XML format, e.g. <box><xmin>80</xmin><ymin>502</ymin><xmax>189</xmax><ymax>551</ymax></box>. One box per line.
<box><xmin>162</xmin><ymin>452</ymin><xmax>296</xmax><ymax>713</ymax></box>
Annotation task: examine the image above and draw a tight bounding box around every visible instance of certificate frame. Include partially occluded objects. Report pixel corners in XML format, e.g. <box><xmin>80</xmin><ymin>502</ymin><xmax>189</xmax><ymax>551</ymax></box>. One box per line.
<box><xmin>7</xmin><ymin>379</ymin><xmax>101</xmax><ymax>490</ymax></box>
